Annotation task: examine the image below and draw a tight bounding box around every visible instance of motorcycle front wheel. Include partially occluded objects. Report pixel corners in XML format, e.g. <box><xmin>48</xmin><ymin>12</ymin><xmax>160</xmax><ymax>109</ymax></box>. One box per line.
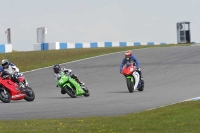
<box><xmin>126</xmin><ymin>78</ymin><xmax>134</xmax><ymax>93</ymax></box>
<box><xmin>83</xmin><ymin>87</ymin><xmax>90</xmax><ymax>97</ymax></box>
<box><xmin>64</xmin><ymin>86</ymin><xmax>77</xmax><ymax>98</ymax></box>
<box><xmin>24</xmin><ymin>87</ymin><xmax>35</xmax><ymax>102</ymax></box>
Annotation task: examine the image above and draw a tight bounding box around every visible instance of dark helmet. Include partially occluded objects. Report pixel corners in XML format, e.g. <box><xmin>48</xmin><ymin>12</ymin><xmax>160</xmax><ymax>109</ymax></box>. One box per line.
<box><xmin>1</xmin><ymin>59</ymin><xmax>9</xmax><ymax>69</ymax></box>
<box><xmin>53</xmin><ymin>64</ymin><xmax>61</xmax><ymax>73</ymax></box>
<box><xmin>125</xmin><ymin>50</ymin><xmax>132</xmax><ymax>60</ymax></box>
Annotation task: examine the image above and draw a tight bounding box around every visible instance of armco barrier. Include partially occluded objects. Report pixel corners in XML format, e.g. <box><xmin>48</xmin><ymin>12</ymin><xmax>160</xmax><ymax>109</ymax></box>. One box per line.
<box><xmin>0</xmin><ymin>44</ymin><xmax>12</xmax><ymax>53</ymax></box>
<box><xmin>33</xmin><ymin>42</ymin><xmax>167</xmax><ymax>51</ymax></box>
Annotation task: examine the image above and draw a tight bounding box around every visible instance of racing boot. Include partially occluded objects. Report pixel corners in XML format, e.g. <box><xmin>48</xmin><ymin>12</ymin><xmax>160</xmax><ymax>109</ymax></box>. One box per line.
<box><xmin>71</xmin><ymin>74</ymin><xmax>85</xmax><ymax>86</ymax></box>
<box><xmin>79</xmin><ymin>81</ymin><xmax>85</xmax><ymax>86</ymax></box>
<box><xmin>75</xmin><ymin>78</ymin><xmax>85</xmax><ymax>86</ymax></box>
<box><xmin>138</xmin><ymin>70</ymin><xmax>144</xmax><ymax>85</ymax></box>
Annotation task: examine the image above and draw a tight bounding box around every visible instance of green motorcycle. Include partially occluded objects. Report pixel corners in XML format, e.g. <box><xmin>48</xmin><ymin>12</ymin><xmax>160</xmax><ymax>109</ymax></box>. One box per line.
<box><xmin>56</xmin><ymin>73</ymin><xmax>90</xmax><ymax>98</ymax></box>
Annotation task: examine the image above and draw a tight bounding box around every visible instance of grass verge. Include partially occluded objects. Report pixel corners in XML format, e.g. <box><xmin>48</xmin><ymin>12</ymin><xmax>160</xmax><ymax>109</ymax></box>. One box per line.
<box><xmin>0</xmin><ymin>44</ymin><xmax>198</xmax><ymax>133</ymax></box>
<box><xmin>1</xmin><ymin>101</ymin><xmax>200</xmax><ymax>133</ymax></box>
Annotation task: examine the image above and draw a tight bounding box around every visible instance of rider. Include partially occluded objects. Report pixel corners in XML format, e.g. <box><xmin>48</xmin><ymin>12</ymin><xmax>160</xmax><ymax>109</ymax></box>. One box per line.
<box><xmin>1</xmin><ymin>59</ymin><xmax>19</xmax><ymax>73</ymax></box>
<box><xmin>1</xmin><ymin>59</ymin><xmax>25</xmax><ymax>89</ymax></box>
<box><xmin>53</xmin><ymin>64</ymin><xmax>85</xmax><ymax>94</ymax></box>
<box><xmin>119</xmin><ymin>50</ymin><xmax>144</xmax><ymax>84</ymax></box>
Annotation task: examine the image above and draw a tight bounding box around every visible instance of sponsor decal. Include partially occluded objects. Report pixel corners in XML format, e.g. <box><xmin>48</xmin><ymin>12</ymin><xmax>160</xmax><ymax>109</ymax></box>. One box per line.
<box><xmin>12</xmin><ymin>94</ymin><xmax>24</xmax><ymax>98</ymax></box>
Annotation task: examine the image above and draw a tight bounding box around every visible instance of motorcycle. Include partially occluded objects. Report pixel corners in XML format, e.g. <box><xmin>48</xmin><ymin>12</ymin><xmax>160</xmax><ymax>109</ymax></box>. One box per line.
<box><xmin>56</xmin><ymin>73</ymin><xmax>90</xmax><ymax>98</ymax></box>
<box><xmin>0</xmin><ymin>73</ymin><xmax>35</xmax><ymax>103</ymax></box>
<box><xmin>121</xmin><ymin>62</ymin><xmax>144</xmax><ymax>93</ymax></box>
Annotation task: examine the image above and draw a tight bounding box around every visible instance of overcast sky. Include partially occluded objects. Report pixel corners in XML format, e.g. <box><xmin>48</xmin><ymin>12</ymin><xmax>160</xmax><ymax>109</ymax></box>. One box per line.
<box><xmin>0</xmin><ymin>0</ymin><xmax>199</xmax><ymax>51</ymax></box>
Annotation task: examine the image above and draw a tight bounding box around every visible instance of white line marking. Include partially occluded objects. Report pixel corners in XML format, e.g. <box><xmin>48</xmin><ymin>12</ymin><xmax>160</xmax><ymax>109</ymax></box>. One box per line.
<box><xmin>143</xmin><ymin>96</ymin><xmax>200</xmax><ymax>112</ymax></box>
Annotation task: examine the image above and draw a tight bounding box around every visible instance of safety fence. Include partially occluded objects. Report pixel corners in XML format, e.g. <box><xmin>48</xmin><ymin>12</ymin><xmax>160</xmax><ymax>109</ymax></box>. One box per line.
<box><xmin>33</xmin><ymin>42</ymin><xmax>167</xmax><ymax>51</ymax></box>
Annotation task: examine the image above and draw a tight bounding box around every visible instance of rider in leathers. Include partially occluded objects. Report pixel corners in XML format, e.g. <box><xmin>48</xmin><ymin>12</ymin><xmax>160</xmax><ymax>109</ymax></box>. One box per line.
<box><xmin>1</xmin><ymin>59</ymin><xmax>25</xmax><ymax>89</ymax></box>
<box><xmin>53</xmin><ymin>64</ymin><xmax>85</xmax><ymax>94</ymax></box>
<box><xmin>120</xmin><ymin>50</ymin><xmax>144</xmax><ymax>84</ymax></box>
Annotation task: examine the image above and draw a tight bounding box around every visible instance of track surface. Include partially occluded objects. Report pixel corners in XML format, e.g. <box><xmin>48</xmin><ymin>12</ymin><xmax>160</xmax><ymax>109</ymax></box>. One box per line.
<box><xmin>1</xmin><ymin>45</ymin><xmax>200</xmax><ymax>120</ymax></box>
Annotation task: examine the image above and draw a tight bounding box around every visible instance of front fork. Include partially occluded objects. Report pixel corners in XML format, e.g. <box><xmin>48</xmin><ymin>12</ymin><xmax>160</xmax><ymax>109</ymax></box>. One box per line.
<box><xmin>126</xmin><ymin>76</ymin><xmax>134</xmax><ymax>82</ymax></box>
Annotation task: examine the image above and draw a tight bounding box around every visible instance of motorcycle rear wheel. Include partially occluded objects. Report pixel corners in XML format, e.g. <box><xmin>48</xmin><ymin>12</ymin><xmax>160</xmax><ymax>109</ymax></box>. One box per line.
<box><xmin>138</xmin><ymin>83</ymin><xmax>144</xmax><ymax>91</ymax></box>
<box><xmin>126</xmin><ymin>78</ymin><xmax>134</xmax><ymax>93</ymax></box>
<box><xmin>0</xmin><ymin>88</ymin><xmax>11</xmax><ymax>103</ymax></box>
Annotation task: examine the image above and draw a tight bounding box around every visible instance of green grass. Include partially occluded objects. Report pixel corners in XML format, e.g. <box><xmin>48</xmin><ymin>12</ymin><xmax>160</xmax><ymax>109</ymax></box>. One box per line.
<box><xmin>0</xmin><ymin>101</ymin><xmax>200</xmax><ymax>133</ymax></box>
<box><xmin>0</xmin><ymin>43</ymin><xmax>199</xmax><ymax>133</ymax></box>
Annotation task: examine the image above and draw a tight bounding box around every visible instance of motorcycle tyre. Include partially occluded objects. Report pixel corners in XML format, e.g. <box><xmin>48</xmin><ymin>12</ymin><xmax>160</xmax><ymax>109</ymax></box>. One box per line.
<box><xmin>126</xmin><ymin>78</ymin><xmax>134</xmax><ymax>93</ymax></box>
<box><xmin>64</xmin><ymin>86</ymin><xmax>77</xmax><ymax>98</ymax></box>
<box><xmin>0</xmin><ymin>88</ymin><xmax>11</xmax><ymax>103</ymax></box>
<box><xmin>83</xmin><ymin>88</ymin><xmax>90</xmax><ymax>97</ymax></box>
<box><xmin>138</xmin><ymin>82</ymin><xmax>144</xmax><ymax>91</ymax></box>
<box><xmin>24</xmin><ymin>87</ymin><xmax>35</xmax><ymax>102</ymax></box>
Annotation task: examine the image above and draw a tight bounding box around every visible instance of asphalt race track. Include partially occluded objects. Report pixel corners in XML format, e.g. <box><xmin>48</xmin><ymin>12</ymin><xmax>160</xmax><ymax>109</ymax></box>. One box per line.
<box><xmin>1</xmin><ymin>45</ymin><xmax>200</xmax><ymax>120</ymax></box>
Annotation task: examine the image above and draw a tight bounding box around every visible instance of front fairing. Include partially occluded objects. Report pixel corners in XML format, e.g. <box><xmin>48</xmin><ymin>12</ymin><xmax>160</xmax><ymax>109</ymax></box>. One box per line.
<box><xmin>56</xmin><ymin>73</ymin><xmax>69</xmax><ymax>88</ymax></box>
<box><xmin>121</xmin><ymin>62</ymin><xmax>135</xmax><ymax>76</ymax></box>
<box><xmin>0</xmin><ymin>77</ymin><xmax>22</xmax><ymax>97</ymax></box>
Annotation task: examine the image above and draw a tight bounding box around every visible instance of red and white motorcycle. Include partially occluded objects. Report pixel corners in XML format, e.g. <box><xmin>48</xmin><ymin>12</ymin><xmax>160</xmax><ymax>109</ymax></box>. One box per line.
<box><xmin>121</xmin><ymin>62</ymin><xmax>144</xmax><ymax>93</ymax></box>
